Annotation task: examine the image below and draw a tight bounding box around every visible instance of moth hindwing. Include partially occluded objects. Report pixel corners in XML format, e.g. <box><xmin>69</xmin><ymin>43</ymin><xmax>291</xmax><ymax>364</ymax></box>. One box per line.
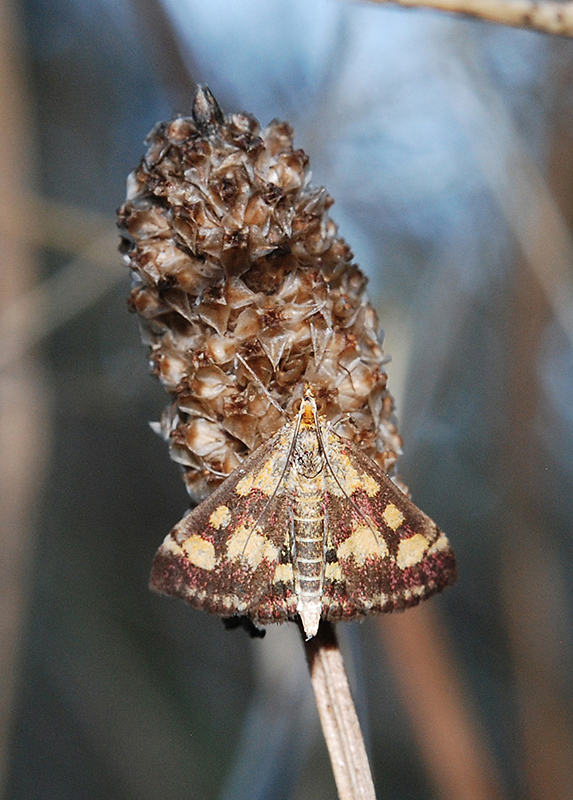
<box><xmin>150</xmin><ymin>387</ymin><xmax>457</xmax><ymax>638</ymax></box>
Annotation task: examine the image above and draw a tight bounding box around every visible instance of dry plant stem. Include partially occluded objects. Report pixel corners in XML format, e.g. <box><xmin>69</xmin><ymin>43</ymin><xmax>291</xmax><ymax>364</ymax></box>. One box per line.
<box><xmin>367</xmin><ymin>0</ymin><xmax>573</xmax><ymax>36</ymax></box>
<box><xmin>303</xmin><ymin>622</ymin><xmax>377</xmax><ymax>800</ymax></box>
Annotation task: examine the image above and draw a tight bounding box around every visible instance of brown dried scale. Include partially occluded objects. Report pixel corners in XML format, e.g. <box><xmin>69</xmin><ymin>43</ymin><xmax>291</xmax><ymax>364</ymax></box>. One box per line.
<box><xmin>118</xmin><ymin>86</ymin><xmax>403</xmax><ymax>503</ymax></box>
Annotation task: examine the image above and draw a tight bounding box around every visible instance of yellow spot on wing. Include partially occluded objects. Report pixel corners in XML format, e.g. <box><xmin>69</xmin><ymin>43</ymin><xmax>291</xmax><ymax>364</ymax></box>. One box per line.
<box><xmin>325</xmin><ymin>448</ymin><xmax>379</xmax><ymax>497</ymax></box>
<box><xmin>227</xmin><ymin>522</ymin><xmax>278</xmax><ymax>569</ymax></box>
<box><xmin>361</xmin><ymin>473</ymin><xmax>380</xmax><ymax>496</ymax></box>
<box><xmin>235</xmin><ymin>457</ymin><xmax>278</xmax><ymax>497</ymax></box>
<box><xmin>160</xmin><ymin>537</ymin><xmax>182</xmax><ymax>556</ymax></box>
<box><xmin>209</xmin><ymin>505</ymin><xmax>232</xmax><ymax>529</ymax></box>
<box><xmin>337</xmin><ymin>523</ymin><xmax>388</xmax><ymax>566</ymax></box>
<box><xmin>182</xmin><ymin>535</ymin><xmax>216</xmax><ymax>570</ymax></box>
<box><xmin>396</xmin><ymin>534</ymin><xmax>429</xmax><ymax>569</ymax></box>
<box><xmin>382</xmin><ymin>503</ymin><xmax>404</xmax><ymax>531</ymax></box>
<box><xmin>273</xmin><ymin>563</ymin><xmax>293</xmax><ymax>583</ymax></box>
<box><xmin>235</xmin><ymin>473</ymin><xmax>254</xmax><ymax>496</ymax></box>
<box><xmin>427</xmin><ymin>532</ymin><xmax>450</xmax><ymax>554</ymax></box>
<box><xmin>325</xmin><ymin>561</ymin><xmax>343</xmax><ymax>581</ymax></box>
<box><xmin>338</xmin><ymin>461</ymin><xmax>362</xmax><ymax>495</ymax></box>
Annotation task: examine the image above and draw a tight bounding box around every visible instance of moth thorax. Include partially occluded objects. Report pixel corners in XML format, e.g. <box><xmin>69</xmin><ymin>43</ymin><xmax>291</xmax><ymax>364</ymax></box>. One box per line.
<box><xmin>293</xmin><ymin>428</ymin><xmax>323</xmax><ymax>479</ymax></box>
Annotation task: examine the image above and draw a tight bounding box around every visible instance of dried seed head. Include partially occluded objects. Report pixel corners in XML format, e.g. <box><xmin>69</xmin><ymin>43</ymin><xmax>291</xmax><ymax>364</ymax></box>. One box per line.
<box><xmin>118</xmin><ymin>87</ymin><xmax>403</xmax><ymax>502</ymax></box>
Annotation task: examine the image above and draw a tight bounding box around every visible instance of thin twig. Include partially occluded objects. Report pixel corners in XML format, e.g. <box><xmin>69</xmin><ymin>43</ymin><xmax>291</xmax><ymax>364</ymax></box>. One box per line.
<box><xmin>0</xmin><ymin>193</ymin><xmax>110</xmax><ymax>254</ymax></box>
<box><xmin>0</xmin><ymin>231</ymin><xmax>122</xmax><ymax>372</ymax></box>
<box><xmin>366</xmin><ymin>0</ymin><xmax>573</xmax><ymax>37</ymax></box>
<box><xmin>0</xmin><ymin>192</ymin><xmax>123</xmax><ymax>372</ymax></box>
<box><xmin>303</xmin><ymin>622</ymin><xmax>377</xmax><ymax>800</ymax></box>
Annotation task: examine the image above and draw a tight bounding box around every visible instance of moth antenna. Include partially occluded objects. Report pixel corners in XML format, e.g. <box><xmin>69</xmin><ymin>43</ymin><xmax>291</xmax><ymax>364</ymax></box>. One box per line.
<box><xmin>201</xmin><ymin>463</ymin><xmax>232</xmax><ymax>479</ymax></box>
<box><xmin>309</xmin><ymin>321</ymin><xmax>332</xmax><ymax>370</ymax></box>
<box><xmin>334</xmin><ymin>361</ymin><xmax>358</xmax><ymax>393</ymax></box>
<box><xmin>236</xmin><ymin>354</ymin><xmax>287</xmax><ymax>418</ymax></box>
<box><xmin>315</xmin><ymin>422</ymin><xmax>386</xmax><ymax>549</ymax></box>
<box><xmin>236</xmin><ymin>408</ymin><xmax>305</xmax><ymax>561</ymax></box>
<box><xmin>331</xmin><ymin>413</ymin><xmax>352</xmax><ymax>432</ymax></box>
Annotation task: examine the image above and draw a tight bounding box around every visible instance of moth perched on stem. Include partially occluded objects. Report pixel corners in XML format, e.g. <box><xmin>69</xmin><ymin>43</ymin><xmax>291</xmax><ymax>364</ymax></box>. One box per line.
<box><xmin>120</xmin><ymin>85</ymin><xmax>457</xmax><ymax>799</ymax></box>
<box><xmin>119</xmin><ymin>85</ymin><xmax>457</xmax><ymax>637</ymax></box>
<box><xmin>151</xmin><ymin>385</ymin><xmax>456</xmax><ymax>638</ymax></box>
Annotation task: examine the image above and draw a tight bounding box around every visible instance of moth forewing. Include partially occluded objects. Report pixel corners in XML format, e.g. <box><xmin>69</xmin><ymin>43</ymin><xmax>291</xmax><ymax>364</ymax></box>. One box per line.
<box><xmin>150</xmin><ymin>386</ymin><xmax>457</xmax><ymax>637</ymax></box>
<box><xmin>319</xmin><ymin>429</ymin><xmax>456</xmax><ymax>620</ymax></box>
<box><xmin>150</xmin><ymin>425</ymin><xmax>298</xmax><ymax>619</ymax></box>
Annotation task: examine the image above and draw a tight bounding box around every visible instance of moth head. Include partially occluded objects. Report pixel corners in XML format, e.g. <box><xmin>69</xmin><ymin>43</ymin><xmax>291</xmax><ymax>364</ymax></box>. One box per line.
<box><xmin>299</xmin><ymin>385</ymin><xmax>319</xmax><ymax>428</ymax></box>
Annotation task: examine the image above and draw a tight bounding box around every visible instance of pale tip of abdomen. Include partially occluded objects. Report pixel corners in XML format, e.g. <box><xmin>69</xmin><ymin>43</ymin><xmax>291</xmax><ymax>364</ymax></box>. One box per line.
<box><xmin>298</xmin><ymin>598</ymin><xmax>322</xmax><ymax>639</ymax></box>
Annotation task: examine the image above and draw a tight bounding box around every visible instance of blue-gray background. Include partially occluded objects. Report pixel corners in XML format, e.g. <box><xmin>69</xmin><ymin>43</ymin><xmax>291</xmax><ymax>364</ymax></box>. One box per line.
<box><xmin>2</xmin><ymin>0</ymin><xmax>573</xmax><ymax>798</ymax></box>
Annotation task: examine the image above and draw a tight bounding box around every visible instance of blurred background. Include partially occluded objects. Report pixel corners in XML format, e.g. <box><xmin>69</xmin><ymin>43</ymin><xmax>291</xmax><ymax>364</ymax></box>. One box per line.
<box><xmin>1</xmin><ymin>0</ymin><xmax>573</xmax><ymax>798</ymax></box>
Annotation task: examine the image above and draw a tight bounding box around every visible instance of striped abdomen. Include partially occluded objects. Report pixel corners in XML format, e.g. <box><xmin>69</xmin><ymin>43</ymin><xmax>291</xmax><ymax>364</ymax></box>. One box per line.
<box><xmin>293</xmin><ymin>484</ymin><xmax>325</xmax><ymax>638</ymax></box>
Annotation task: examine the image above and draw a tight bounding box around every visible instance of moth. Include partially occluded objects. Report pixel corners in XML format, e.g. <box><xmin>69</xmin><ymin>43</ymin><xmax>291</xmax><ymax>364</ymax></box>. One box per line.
<box><xmin>150</xmin><ymin>386</ymin><xmax>457</xmax><ymax>638</ymax></box>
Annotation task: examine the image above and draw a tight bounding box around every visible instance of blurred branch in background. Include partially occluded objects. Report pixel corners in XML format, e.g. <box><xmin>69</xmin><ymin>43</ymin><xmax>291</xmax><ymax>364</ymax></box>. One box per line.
<box><xmin>503</xmin><ymin>83</ymin><xmax>573</xmax><ymax>800</ymax></box>
<box><xmin>442</xmin><ymin>32</ymin><xmax>573</xmax><ymax>351</ymax></box>
<box><xmin>367</xmin><ymin>0</ymin><xmax>573</xmax><ymax>37</ymax></box>
<box><xmin>0</xmin><ymin>189</ymin><xmax>123</xmax><ymax>371</ymax></box>
<box><xmin>0</xmin><ymin>0</ymin><xmax>208</xmax><ymax>377</ymax></box>
<box><xmin>218</xmin><ymin>626</ymin><xmax>319</xmax><ymax>800</ymax></box>
<box><xmin>443</xmin><ymin>30</ymin><xmax>573</xmax><ymax>799</ymax></box>
<box><xmin>379</xmin><ymin>605</ymin><xmax>504</xmax><ymax>800</ymax></box>
<box><xmin>130</xmin><ymin>0</ymin><xmax>198</xmax><ymax>109</ymax></box>
<box><xmin>0</xmin><ymin>0</ymin><xmax>50</xmax><ymax>793</ymax></box>
<box><xmin>0</xmin><ymin>193</ymin><xmax>111</xmax><ymax>255</ymax></box>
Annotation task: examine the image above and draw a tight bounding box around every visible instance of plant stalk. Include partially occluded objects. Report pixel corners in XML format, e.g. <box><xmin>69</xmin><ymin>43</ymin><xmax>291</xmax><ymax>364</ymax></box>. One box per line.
<box><xmin>303</xmin><ymin>622</ymin><xmax>377</xmax><ymax>800</ymax></box>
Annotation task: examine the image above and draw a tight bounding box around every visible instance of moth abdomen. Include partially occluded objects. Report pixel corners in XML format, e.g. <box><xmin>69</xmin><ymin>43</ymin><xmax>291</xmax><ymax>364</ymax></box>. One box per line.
<box><xmin>292</xmin><ymin>485</ymin><xmax>327</xmax><ymax>638</ymax></box>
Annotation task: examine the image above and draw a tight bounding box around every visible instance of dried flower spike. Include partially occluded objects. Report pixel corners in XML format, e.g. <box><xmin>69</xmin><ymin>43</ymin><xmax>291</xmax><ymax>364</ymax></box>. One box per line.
<box><xmin>118</xmin><ymin>86</ymin><xmax>401</xmax><ymax>502</ymax></box>
<box><xmin>118</xmin><ymin>87</ymin><xmax>456</xmax><ymax>636</ymax></box>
